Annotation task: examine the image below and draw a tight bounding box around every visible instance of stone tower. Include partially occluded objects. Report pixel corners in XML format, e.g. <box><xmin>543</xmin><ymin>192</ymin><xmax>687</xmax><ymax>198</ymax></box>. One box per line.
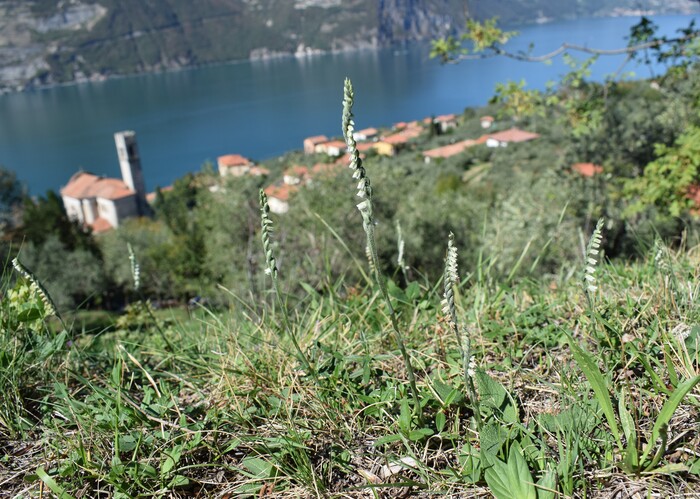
<box><xmin>114</xmin><ymin>130</ymin><xmax>148</xmax><ymax>215</ymax></box>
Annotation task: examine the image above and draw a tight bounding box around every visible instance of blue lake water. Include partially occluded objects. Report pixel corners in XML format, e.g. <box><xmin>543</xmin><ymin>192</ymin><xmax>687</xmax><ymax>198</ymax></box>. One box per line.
<box><xmin>0</xmin><ymin>14</ymin><xmax>697</xmax><ymax>195</ymax></box>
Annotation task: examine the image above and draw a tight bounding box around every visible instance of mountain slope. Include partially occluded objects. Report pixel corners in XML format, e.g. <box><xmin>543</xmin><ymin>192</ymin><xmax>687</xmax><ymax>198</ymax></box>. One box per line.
<box><xmin>0</xmin><ymin>0</ymin><xmax>697</xmax><ymax>93</ymax></box>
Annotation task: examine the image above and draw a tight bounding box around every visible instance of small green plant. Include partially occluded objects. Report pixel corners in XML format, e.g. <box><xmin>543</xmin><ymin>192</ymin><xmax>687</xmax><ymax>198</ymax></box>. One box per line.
<box><xmin>570</xmin><ymin>220</ymin><xmax>700</xmax><ymax>475</ymax></box>
<box><xmin>0</xmin><ymin>258</ymin><xmax>68</xmax><ymax>436</ymax></box>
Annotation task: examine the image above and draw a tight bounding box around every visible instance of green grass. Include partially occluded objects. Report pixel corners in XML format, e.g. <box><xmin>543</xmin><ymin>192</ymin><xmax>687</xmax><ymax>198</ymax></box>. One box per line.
<box><xmin>1</xmin><ymin>237</ymin><xmax>699</xmax><ymax>497</ymax></box>
<box><xmin>2</xmin><ymin>78</ymin><xmax>700</xmax><ymax>498</ymax></box>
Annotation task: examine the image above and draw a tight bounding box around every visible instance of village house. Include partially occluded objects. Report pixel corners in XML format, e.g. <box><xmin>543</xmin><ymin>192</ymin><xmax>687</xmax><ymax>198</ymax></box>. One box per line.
<box><xmin>572</xmin><ymin>162</ymin><xmax>604</xmax><ymax>177</ymax></box>
<box><xmin>485</xmin><ymin>128</ymin><xmax>540</xmax><ymax>147</ymax></box>
<box><xmin>217</xmin><ymin>154</ymin><xmax>255</xmax><ymax>176</ymax></box>
<box><xmin>480</xmin><ymin>116</ymin><xmax>495</xmax><ymax>129</ymax></box>
<box><xmin>398</xmin><ymin>124</ymin><xmax>424</xmax><ymax>141</ymax></box>
<box><xmin>315</xmin><ymin>139</ymin><xmax>346</xmax><ymax>157</ymax></box>
<box><xmin>353</xmin><ymin>127</ymin><xmax>378</xmax><ymax>141</ymax></box>
<box><xmin>283</xmin><ymin>165</ymin><xmax>309</xmax><ymax>185</ymax></box>
<box><xmin>374</xmin><ymin>123</ymin><xmax>424</xmax><ymax>156</ymax></box>
<box><xmin>61</xmin><ymin>131</ymin><xmax>149</xmax><ymax>233</ymax></box>
<box><xmin>264</xmin><ymin>183</ymin><xmax>297</xmax><ymax>214</ymax></box>
<box><xmin>434</xmin><ymin>114</ymin><xmax>458</xmax><ymax>133</ymax></box>
<box><xmin>374</xmin><ymin>134</ymin><xmax>408</xmax><ymax>156</ymax></box>
<box><xmin>304</xmin><ymin>135</ymin><xmax>328</xmax><ymax>154</ymax></box>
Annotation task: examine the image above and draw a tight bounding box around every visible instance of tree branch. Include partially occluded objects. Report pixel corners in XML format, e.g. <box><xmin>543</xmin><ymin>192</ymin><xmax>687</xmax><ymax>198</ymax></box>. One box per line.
<box><xmin>445</xmin><ymin>33</ymin><xmax>698</xmax><ymax>64</ymax></box>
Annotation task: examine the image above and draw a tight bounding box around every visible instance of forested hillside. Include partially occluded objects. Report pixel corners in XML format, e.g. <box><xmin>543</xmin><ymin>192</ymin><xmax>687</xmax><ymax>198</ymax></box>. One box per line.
<box><xmin>0</xmin><ymin>0</ymin><xmax>697</xmax><ymax>92</ymax></box>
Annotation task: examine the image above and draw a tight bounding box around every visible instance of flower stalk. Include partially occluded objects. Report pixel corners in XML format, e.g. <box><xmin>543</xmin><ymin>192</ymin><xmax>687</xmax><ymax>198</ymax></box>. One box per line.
<box><xmin>442</xmin><ymin>233</ymin><xmax>481</xmax><ymax>428</ymax></box>
<box><xmin>583</xmin><ymin>218</ymin><xmax>604</xmax><ymax>320</ymax></box>
<box><xmin>259</xmin><ymin>189</ymin><xmax>315</xmax><ymax>378</ymax></box>
<box><xmin>342</xmin><ymin>78</ymin><xmax>422</xmax><ymax>422</ymax></box>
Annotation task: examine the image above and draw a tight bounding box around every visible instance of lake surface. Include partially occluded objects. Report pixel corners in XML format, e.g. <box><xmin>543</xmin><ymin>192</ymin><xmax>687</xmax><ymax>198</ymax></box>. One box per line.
<box><xmin>0</xmin><ymin>14</ymin><xmax>697</xmax><ymax>195</ymax></box>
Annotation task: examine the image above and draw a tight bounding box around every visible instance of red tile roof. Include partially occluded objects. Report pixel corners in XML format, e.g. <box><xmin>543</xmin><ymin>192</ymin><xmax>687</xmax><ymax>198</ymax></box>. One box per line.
<box><xmin>481</xmin><ymin>115</ymin><xmax>495</xmax><ymax>122</ymax></box>
<box><xmin>381</xmin><ymin>134</ymin><xmax>409</xmax><ymax>145</ymax></box>
<box><xmin>355</xmin><ymin>127</ymin><xmax>378</xmax><ymax>137</ymax></box>
<box><xmin>423</xmin><ymin>139</ymin><xmax>477</xmax><ymax>159</ymax></box>
<box><xmin>435</xmin><ymin>114</ymin><xmax>457</xmax><ymax>122</ymax></box>
<box><xmin>487</xmin><ymin>128</ymin><xmax>540</xmax><ymax>143</ymax></box>
<box><xmin>399</xmin><ymin>127</ymin><xmax>423</xmax><ymax>140</ymax></box>
<box><xmin>61</xmin><ymin>171</ymin><xmax>134</xmax><ymax>200</ymax></box>
<box><xmin>218</xmin><ymin>154</ymin><xmax>252</xmax><ymax>167</ymax></box>
<box><xmin>284</xmin><ymin>165</ymin><xmax>309</xmax><ymax>177</ymax></box>
<box><xmin>304</xmin><ymin>135</ymin><xmax>329</xmax><ymax>145</ymax></box>
<box><xmin>324</xmin><ymin>140</ymin><xmax>347</xmax><ymax>150</ymax></box>
<box><xmin>356</xmin><ymin>142</ymin><xmax>375</xmax><ymax>152</ymax></box>
<box><xmin>264</xmin><ymin>183</ymin><xmax>297</xmax><ymax>202</ymax></box>
<box><xmin>572</xmin><ymin>162</ymin><xmax>603</xmax><ymax>177</ymax></box>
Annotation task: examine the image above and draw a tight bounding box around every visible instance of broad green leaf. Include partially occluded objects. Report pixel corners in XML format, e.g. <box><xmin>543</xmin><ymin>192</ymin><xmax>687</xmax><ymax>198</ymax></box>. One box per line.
<box><xmin>405</xmin><ymin>281</ymin><xmax>421</xmax><ymax>301</ymax></box>
<box><xmin>459</xmin><ymin>442</ymin><xmax>482</xmax><ymax>483</ymax></box>
<box><xmin>479</xmin><ymin>421</ymin><xmax>507</xmax><ymax>459</ymax></box>
<box><xmin>507</xmin><ymin>442</ymin><xmax>537</xmax><ymax>499</ymax></box>
<box><xmin>641</xmin><ymin>374</ymin><xmax>700</xmax><ymax>470</ymax></box>
<box><xmin>17</xmin><ymin>306</ymin><xmax>42</xmax><ymax>322</ymax></box>
<box><xmin>374</xmin><ymin>433</ymin><xmax>403</xmax><ymax>446</ymax></box>
<box><xmin>241</xmin><ymin>456</ymin><xmax>275</xmax><ymax>478</ymax></box>
<box><xmin>160</xmin><ymin>444</ymin><xmax>183</xmax><ymax>476</ymax></box>
<box><xmin>484</xmin><ymin>442</ymin><xmax>536</xmax><ymax>499</ymax></box>
<box><xmin>536</xmin><ymin>467</ymin><xmax>557</xmax><ymax>499</ymax></box>
<box><xmin>568</xmin><ymin>338</ymin><xmax>622</xmax><ymax>447</ymax></box>
<box><xmin>475</xmin><ymin>369</ymin><xmax>518</xmax><ymax>423</ymax></box>
<box><xmin>435</xmin><ymin>411</ymin><xmax>446</xmax><ymax>433</ymax></box>
<box><xmin>484</xmin><ymin>454</ymin><xmax>511</xmax><ymax>499</ymax></box>
<box><xmin>168</xmin><ymin>474</ymin><xmax>190</xmax><ymax>487</ymax></box>
<box><xmin>118</xmin><ymin>435</ymin><xmax>138</xmax><ymax>453</ymax></box>
<box><xmin>430</xmin><ymin>378</ymin><xmax>463</xmax><ymax>407</ymax></box>
<box><xmin>689</xmin><ymin>458</ymin><xmax>700</xmax><ymax>475</ymax></box>
<box><xmin>408</xmin><ymin>428</ymin><xmax>434</xmax><ymax>441</ymax></box>
<box><xmin>398</xmin><ymin>398</ymin><xmax>412</xmax><ymax>433</ymax></box>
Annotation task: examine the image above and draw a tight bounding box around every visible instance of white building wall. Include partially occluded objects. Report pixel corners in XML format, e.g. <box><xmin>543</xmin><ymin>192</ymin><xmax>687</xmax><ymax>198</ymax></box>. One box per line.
<box><xmin>63</xmin><ymin>197</ymin><xmax>85</xmax><ymax>224</ymax></box>
<box><xmin>486</xmin><ymin>138</ymin><xmax>507</xmax><ymax>148</ymax></box>
<box><xmin>268</xmin><ymin>197</ymin><xmax>289</xmax><ymax>214</ymax></box>
<box><xmin>81</xmin><ymin>198</ymin><xmax>97</xmax><ymax>224</ymax></box>
<box><xmin>97</xmin><ymin>198</ymin><xmax>119</xmax><ymax>228</ymax></box>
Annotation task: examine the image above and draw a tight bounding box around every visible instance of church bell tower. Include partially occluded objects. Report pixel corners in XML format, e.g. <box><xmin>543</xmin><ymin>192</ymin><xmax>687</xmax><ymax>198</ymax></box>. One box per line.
<box><xmin>114</xmin><ymin>130</ymin><xmax>148</xmax><ymax>215</ymax></box>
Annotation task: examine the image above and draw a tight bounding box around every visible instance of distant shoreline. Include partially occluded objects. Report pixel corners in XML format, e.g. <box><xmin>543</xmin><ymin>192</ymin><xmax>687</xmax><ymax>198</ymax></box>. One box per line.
<box><xmin>1</xmin><ymin>11</ymin><xmax>697</xmax><ymax>98</ymax></box>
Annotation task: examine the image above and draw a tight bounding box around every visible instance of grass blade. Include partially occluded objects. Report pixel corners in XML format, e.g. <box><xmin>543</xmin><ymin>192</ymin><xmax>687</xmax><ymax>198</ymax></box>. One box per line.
<box><xmin>568</xmin><ymin>337</ymin><xmax>622</xmax><ymax>449</ymax></box>
<box><xmin>36</xmin><ymin>467</ymin><xmax>76</xmax><ymax>499</ymax></box>
<box><xmin>641</xmin><ymin>374</ymin><xmax>700</xmax><ymax>470</ymax></box>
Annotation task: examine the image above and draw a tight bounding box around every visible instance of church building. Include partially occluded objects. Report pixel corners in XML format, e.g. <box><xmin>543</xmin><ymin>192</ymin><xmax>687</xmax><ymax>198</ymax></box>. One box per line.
<box><xmin>61</xmin><ymin>131</ymin><xmax>149</xmax><ymax>233</ymax></box>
